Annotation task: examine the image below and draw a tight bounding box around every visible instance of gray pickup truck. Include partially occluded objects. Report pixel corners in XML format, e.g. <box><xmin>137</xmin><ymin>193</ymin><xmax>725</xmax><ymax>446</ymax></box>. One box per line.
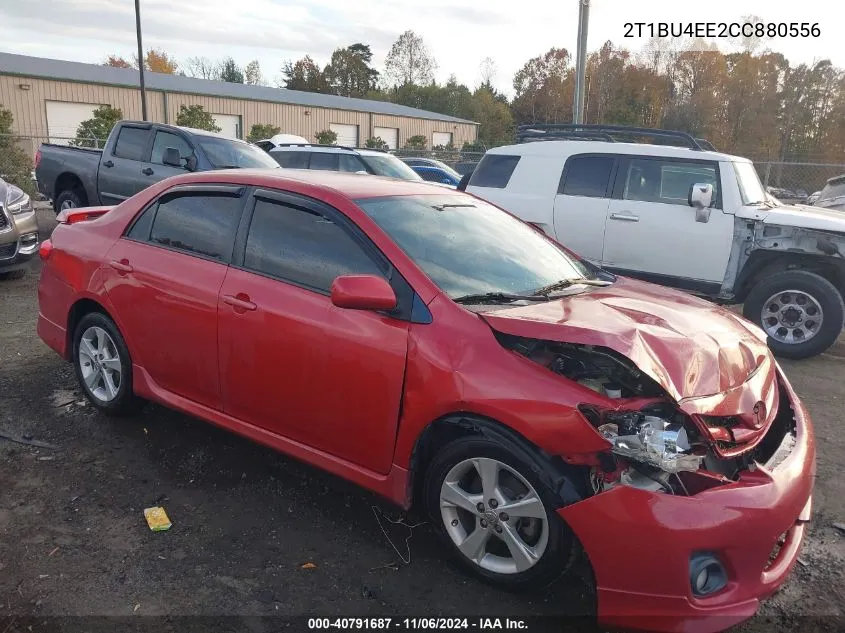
<box><xmin>35</xmin><ymin>120</ymin><xmax>279</xmax><ymax>212</ymax></box>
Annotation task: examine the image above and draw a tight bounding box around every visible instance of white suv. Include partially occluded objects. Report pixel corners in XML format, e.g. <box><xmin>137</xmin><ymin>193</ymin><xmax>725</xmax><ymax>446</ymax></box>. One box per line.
<box><xmin>466</xmin><ymin>124</ymin><xmax>845</xmax><ymax>359</ymax></box>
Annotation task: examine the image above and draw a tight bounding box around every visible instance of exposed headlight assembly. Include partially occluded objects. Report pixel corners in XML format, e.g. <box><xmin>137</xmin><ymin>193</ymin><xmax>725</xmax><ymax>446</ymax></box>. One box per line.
<box><xmin>598</xmin><ymin>412</ymin><xmax>703</xmax><ymax>473</ymax></box>
<box><xmin>6</xmin><ymin>193</ymin><xmax>32</xmax><ymax>215</ymax></box>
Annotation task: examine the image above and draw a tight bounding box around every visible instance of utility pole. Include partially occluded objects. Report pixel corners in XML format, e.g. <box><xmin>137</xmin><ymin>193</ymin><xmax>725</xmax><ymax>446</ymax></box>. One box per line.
<box><xmin>572</xmin><ymin>0</ymin><xmax>590</xmax><ymax>124</ymax></box>
<box><xmin>135</xmin><ymin>0</ymin><xmax>148</xmax><ymax>121</ymax></box>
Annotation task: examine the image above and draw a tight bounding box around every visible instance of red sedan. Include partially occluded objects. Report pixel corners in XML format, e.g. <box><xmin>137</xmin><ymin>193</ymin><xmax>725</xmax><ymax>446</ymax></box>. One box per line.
<box><xmin>37</xmin><ymin>170</ymin><xmax>814</xmax><ymax>632</ymax></box>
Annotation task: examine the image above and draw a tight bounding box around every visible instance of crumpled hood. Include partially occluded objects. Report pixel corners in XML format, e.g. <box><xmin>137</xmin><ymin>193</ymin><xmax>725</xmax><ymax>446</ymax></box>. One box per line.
<box><xmin>737</xmin><ymin>202</ymin><xmax>845</xmax><ymax>233</ymax></box>
<box><xmin>478</xmin><ymin>277</ymin><xmax>773</xmax><ymax>404</ymax></box>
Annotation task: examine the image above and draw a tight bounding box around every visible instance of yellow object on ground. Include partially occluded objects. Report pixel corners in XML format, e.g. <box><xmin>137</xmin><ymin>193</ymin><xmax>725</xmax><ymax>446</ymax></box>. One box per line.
<box><xmin>143</xmin><ymin>507</ymin><xmax>172</xmax><ymax>531</ymax></box>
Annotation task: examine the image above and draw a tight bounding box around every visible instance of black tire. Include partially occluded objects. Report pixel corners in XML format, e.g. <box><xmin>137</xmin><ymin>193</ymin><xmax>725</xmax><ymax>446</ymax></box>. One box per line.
<box><xmin>0</xmin><ymin>269</ymin><xmax>27</xmax><ymax>280</ymax></box>
<box><xmin>54</xmin><ymin>189</ymin><xmax>84</xmax><ymax>214</ymax></box>
<box><xmin>743</xmin><ymin>270</ymin><xmax>844</xmax><ymax>359</ymax></box>
<box><xmin>424</xmin><ymin>435</ymin><xmax>579</xmax><ymax>591</ymax></box>
<box><xmin>72</xmin><ymin>312</ymin><xmax>144</xmax><ymax>416</ymax></box>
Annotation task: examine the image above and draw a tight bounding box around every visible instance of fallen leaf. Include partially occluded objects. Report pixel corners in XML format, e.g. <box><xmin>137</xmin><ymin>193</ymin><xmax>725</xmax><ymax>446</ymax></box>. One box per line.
<box><xmin>300</xmin><ymin>562</ymin><xmax>317</xmax><ymax>569</ymax></box>
<box><xmin>133</xmin><ymin>603</ymin><xmax>140</xmax><ymax>613</ymax></box>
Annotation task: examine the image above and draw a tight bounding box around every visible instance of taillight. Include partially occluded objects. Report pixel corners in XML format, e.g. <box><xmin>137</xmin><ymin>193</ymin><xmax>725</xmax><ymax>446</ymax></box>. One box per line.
<box><xmin>39</xmin><ymin>239</ymin><xmax>53</xmax><ymax>261</ymax></box>
<box><xmin>35</xmin><ymin>149</ymin><xmax>42</xmax><ymax>169</ymax></box>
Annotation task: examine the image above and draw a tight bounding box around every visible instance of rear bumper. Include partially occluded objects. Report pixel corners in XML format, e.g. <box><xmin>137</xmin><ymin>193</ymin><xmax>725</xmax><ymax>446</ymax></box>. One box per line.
<box><xmin>560</xmin><ymin>368</ymin><xmax>815</xmax><ymax>633</ymax></box>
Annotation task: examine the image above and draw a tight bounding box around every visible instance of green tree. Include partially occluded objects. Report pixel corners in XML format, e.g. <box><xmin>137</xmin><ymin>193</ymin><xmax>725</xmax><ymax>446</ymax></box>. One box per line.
<box><xmin>512</xmin><ymin>47</ymin><xmax>573</xmax><ymax>124</ymax></box>
<box><xmin>324</xmin><ymin>44</ymin><xmax>380</xmax><ymax>97</ymax></box>
<box><xmin>404</xmin><ymin>135</ymin><xmax>426</xmax><ymax>150</ymax></box>
<box><xmin>384</xmin><ymin>30</ymin><xmax>437</xmax><ymax>87</ymax></box>
<box><xmin>220</xmin><ymin>58</ymin><xmax>244</xmax><ymax>83</ymax></box>
<box><xmin>71</xmin><ymin>105</ymin><xmax>123</xmax><ymax>148</ymax></box>
<box><xmin>470</xmin><ymin>86</ymin><xmax>514</xmax><ymax>147</ymax></box>
<box><xmin>315</xmin><ymin>129</ymin><xmax>337</xmax><ymax>145</ymax></box>
<box><xmin>281</xmin><ymin>56</ymin><xmax>329</xmax><ymax>93</ymax></box>
<box><xmin>247</xmin><ymin>123</ymin><xmax>281</xmax><ymax>143</ymax></box>
<box><xmin>175</xmin><ymin>105</ymin><xmax>221</xmax><ymax>132</ymax></box>
<box><xmin>0</xmin><ymin>106</ymin><xmax>35</xmax><ymax>196</ymax></box>
<box><xmin>365</xmin><ymin>136</ymin><xmax>388</xmax><ymax>150</ymax></box>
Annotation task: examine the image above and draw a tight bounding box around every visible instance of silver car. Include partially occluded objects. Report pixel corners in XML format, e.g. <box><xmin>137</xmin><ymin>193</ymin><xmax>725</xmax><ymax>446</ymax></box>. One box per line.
<box><xmin>0</xmin><ymin>177</ymin><xmax>39</xmax><ymax>279</ymax></box>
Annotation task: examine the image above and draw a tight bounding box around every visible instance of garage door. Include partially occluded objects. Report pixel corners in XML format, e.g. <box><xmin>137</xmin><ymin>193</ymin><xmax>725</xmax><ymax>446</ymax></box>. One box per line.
<box><xmin>373</xmin><ymin>126</ymin><xmax>399</xmax><ymax>150</ymax></box>
<box><xmin>212</xmin><ymin>114</ymin><xmax>242</xmax><ymax>139</ymax></box>
<box><xmin>330</xmin><ymin>123</ymin><xmax>359</xmax><ymax>147</ymax></box>
<box><xmin>46</xmin><ymin>101</ymin><xmax>99</xmax><ymax>145</ymax></box>
<box><xmin>432</xmin><ymin>132</ymin><xmax>453</xmax><ymax>148</ymax></box>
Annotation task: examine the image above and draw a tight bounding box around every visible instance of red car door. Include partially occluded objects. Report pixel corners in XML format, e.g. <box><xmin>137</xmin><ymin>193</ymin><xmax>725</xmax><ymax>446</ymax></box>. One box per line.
<box><xmin>103</xmin><ymin>185</ymin><xmax>247</xmax><ymax>409</ymax></box>
<box><xmin>217</xmin><ymin>189</ymin><xmax>410</xmax><ymax>474</ymax></box>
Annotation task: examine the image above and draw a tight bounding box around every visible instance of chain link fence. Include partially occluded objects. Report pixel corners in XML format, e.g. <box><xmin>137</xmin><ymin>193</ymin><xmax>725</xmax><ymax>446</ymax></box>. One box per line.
<box><xmin>753</xmin><ymin>161</ymin><xmax>845</xmax><ymax>202</ymax></box>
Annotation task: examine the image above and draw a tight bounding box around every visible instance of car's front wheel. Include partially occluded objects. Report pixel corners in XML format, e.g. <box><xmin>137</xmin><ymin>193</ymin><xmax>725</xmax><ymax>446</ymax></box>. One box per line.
<box><xmin>424</xmin><ymin>436</ymin><xmax>578</xmax><ymax>590</ymax></box>
<box><xmin>743</xmin><ymin>270</ymin><xmax>844</xmax><ymax>359</ymax></box>
<box><xmin>72</xmin><ymin>312</ymin><xmax>143</xmax><ymax>416</ymax></box>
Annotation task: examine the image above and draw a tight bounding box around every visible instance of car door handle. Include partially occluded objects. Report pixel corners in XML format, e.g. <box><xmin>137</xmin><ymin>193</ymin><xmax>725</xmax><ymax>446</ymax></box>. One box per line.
<box><xmin>610</xmin><ymin>213</ymin><xmax>639</xmax><ymax>222</ymax></box>
<box><xmin>109</xmin><ymin>259</ymin><xmax>133</xmax><ymax>273</ymax></box>
<box><xmin>141</xmin><ymin>167</ymin><xmax>154</xmax><ymax>176</ymax></box>
<box><xmin>103</xmin><ymin>160</ymin><xmax>114</xmax><ymax>168</ymax></box>
<box><xmin>223</xmin><ymin>293</ymin><xmax>257</xmax><ymax>312</ymax></box>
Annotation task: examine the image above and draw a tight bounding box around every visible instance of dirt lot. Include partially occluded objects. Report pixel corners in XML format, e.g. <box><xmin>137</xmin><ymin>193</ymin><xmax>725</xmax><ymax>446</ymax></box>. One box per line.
<box><xmin>1</xmin><ymin>206</ymin><xmax>843</xmax><ymax>632</ymax></box>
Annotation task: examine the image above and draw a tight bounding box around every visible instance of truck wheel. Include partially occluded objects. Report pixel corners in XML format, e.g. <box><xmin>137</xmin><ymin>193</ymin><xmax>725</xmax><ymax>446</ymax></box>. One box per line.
<box><xmin>54</xmin><ymin>189</ymin><xmax>83</xmax><ymax>214</ymax></box>
<box><xmin>743</xmin><ymin>270</ymin><xmax>844</xmax><ymax>359</ymax></box>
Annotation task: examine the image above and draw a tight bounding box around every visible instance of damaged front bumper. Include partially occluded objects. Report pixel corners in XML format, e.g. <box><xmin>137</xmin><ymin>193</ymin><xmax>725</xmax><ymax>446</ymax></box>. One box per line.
<box><xmin>560</xmin><ymin>366</ymin><xmax>815</xmax><ymax>633</ymax></box>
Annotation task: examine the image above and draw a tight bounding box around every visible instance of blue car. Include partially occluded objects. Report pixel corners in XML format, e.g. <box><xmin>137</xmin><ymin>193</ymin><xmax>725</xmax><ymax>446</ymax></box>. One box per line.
<box><xmin>401</xmin><ymin>158</ymin><xmax>462</xmax><ymax>186</ymax></box>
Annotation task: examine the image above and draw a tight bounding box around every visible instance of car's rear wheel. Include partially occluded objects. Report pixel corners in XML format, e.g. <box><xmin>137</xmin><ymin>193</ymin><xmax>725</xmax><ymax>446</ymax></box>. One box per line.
<box><xmin>424</xmin><ymin>436</ymin><xmax>577</xmax><ymax>590</ymax></box>
<box><xmin>72</xmin><ymin>312</ymin><xmax>143</xmax><ymax>416</ymax></box>
<box><xmin>743</xmin><ymin>270</ymin><xmax>844</xmax><ymax>359</ymax></box>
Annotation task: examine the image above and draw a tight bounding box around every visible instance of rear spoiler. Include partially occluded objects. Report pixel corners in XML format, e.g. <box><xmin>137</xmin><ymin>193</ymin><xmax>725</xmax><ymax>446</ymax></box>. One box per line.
<box><xmin>56</xmin><ymin>206</ymin><xmax>113</xmax><ymax>225</ymax></box>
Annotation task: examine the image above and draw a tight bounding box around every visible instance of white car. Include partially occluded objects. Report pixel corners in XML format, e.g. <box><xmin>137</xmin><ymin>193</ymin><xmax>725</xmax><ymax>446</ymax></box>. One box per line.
<box><xmin>252</xmin><ymin>133</ymin><xmax>310</xmax><ymax>152</ymax></box>
<box><xmin>465</xmin><ymin>124</ymin><xmax>845</xmax><ymax>359</ymax></box>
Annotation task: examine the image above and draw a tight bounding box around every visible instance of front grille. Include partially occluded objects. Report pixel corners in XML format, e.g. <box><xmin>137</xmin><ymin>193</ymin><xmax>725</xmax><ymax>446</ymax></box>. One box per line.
<box><xmin>0</xmin><ymin>207</ymin><xmax>9</xmax><ymax>231</ymax></box>
<box><xmin>0</xmin><ymin>242</ymin><xmax>16</xmax><ymax>259</ymax></box>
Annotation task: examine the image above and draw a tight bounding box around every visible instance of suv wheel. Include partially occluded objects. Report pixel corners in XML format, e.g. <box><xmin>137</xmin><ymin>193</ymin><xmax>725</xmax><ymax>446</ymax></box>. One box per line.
<box><xmin>424</xmin><ymin>436</ymin><xmax>577</xmax><ymax>590</ymax></box>
<box><xmin>54</xmin><ymin>189</ymin><xmax>83</xmax><ymax>214</ymax></box>
<box><xmin>743</xmin><ymin>270</ymin><xmax>844</xmax><ymax>359</ymax></box>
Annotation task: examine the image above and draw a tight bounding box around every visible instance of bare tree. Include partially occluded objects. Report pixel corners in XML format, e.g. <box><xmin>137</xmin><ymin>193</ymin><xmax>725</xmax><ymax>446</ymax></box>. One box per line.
<box><xmin>244</xmin><ymin>60</ymin><xmax>264</xmax><ymax>86</ymax></box>
<box><xmin>479</xmin><ymin>57</ymin><xmax>497</xmax><ymax>87</ymax></box>
<box><xmin>185</xmin><ymin>56</ymin><xmax>221</xmax><ymax>80</ymax></box>
<box><xmin>384</xmin><ymin>30</ymin><xmax>437</xmax><ymax>87</ymax></box>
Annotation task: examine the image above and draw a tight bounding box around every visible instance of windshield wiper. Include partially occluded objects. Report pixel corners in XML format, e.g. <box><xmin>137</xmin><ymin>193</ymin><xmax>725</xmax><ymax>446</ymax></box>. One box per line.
<box><xmin>431</xmin><ymin>203</ymin><xmax>476</xmax><ymax>211</ymax></box>
<box><xmin>532</xmin><ymin>277</ymin><xmax>613</xmax><ymax>296</ymax></box>
<box><xmin>216</xmin><ymin>165</ymin><xmax>243</xmax><ymax>169</ymax></box>
<box><xmin>452</xmin><ymin>292</ymin><xmax>551</xmax><ymax>304</ymax></box>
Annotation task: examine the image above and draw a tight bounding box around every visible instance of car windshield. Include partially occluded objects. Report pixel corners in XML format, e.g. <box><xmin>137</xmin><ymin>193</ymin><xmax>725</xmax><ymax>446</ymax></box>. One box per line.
<box><xmin>733</xmin><ymin>161</ymin><xmax>768</xmax><ymax>205</ymax></box>
<box><xmin>356</xmin><ymin>194</ymin><xmax>595</xmax><ymax>299</ymax></box>
<box><xmin>361</xmin><ymin>154</ymin><xmax>423</xmax><ymax>181</ymax></box>
<box><xmin>197</xmin><ymin>137</ymin><xmax>280</xmax><ymax>169</ymax></box>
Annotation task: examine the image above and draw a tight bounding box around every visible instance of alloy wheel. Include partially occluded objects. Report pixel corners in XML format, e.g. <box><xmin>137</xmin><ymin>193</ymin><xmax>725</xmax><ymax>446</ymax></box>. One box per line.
<box><xmin>439</xmin><ymin>457</ymin><xmax>549</xmax><ymax>575</ymax></box>
<box><xmin>78</xmin><ymin>326</ymin><xmax>122</xmax><ymax>402</ymax></box>
<box><xmin>760</xmin><ymin>289</ymin><xmax>824</xmax><ymax>344</ymax></box>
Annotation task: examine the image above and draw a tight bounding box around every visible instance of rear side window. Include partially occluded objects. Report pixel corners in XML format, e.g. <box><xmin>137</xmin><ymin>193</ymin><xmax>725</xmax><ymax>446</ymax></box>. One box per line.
<box><xmin>146</xmin><ymin>193</ymin><xmax>243</xmax><ymax>261</ymax></box>
<box><xmin>309</xmin><ymin>152</ymin><xmax>340</xmax><ymax>171</ymax></box>
<box><xmin>272</xmin><ymin>151</ymin><xmax>310</xmax><ymax>169</ymax></box>
<box><xmin>469</xmin><ymin>154</ymin><xmax>521</xmax><ymax>188</ymax></box>
<box><xmin>113</xmin><ymin>127</ymin><xmax>150</xmax><ymax>161</ymax></box>
<box><xmin>243</xmin><ymin>199</ymin><xmax>384</xmax><ymax>292</ymax></box>
<box><xmin>559</xmin><ymin>155</ymin><xmax>615</xmax><ymax>197</ymax></box>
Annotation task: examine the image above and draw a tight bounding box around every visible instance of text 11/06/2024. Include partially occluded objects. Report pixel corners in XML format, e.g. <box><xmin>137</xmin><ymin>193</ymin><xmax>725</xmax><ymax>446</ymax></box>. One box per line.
<box><xmin>624</xmin><ymin>22</ymin><xmax>821</xmax><ymax>39</ymax></box>
<box><xmin>308</xmin><ymin>618</ymin><xmax>530</xmax><ymax>630</ymax></box>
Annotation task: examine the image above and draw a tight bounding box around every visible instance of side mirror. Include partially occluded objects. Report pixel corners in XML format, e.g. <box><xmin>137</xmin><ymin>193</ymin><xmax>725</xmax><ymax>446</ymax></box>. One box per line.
<box><xmin>162</xmin><ymin>147</ymin><xmax>182</xmax><ymax>168</ymax></box>
<box><xmin>185</xmin><ymin>155</ymin><xmax>198</xmax><ymax>172</ymax></box>
<box><xmin>330</xmin><ymin>274</ymin><xmax>397</xmax><ymax>311</ymax></box>
<box><xmin>689</xmin><ymin>183</ymin><xmax>714</xmax><ymax>223</ymax></box>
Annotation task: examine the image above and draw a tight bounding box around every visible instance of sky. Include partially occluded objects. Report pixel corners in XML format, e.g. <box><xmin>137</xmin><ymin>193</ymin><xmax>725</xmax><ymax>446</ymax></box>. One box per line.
<box><xmin>0</xmin><ymin>0</ymin><xmax>841</xmax><ymax>98</ymax></box>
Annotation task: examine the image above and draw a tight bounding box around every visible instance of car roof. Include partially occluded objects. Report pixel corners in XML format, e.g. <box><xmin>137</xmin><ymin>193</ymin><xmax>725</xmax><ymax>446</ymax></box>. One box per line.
<box><xmin>270</xmin><ymin>144</ymin><xmax>358</xmax><ymax>153</ymax></box>
<box><xmin>169</xmin><ymin>168</ymin><xmax>462</xmax><ymax>200</ymax></box>
<box><xmin>486</xmin><ymin>140</ymin><xmax>748</xmax><ymax>163</ymax></box>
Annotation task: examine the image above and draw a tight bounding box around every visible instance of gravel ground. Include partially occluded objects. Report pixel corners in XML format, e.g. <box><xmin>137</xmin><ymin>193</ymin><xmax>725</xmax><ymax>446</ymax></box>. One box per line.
<box><xmin>0</xmin><ymin>206</ymin><xmax>843</xmax><ymax>632</ymax></box>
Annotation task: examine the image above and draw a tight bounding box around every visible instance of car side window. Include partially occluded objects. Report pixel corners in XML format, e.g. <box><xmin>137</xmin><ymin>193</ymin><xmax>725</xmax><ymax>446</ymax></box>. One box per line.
<box><xmin>339</xmin><ymin>154</ymin><xmax>364</xmax><ymax>173</ymax></box>
<box><xmin>150</xmin><ymin>131</ymin><xmax>194</xmax><ymax>167</ymax></box>
<box><xmin>113</xmin><ymin>127</ymin><xmax>150</xmax><ymax>161</ymax></box>
<box><xmin>622</xmin><ymin>158</ymin><xmax>721</xmax><ymax>207</ymax></box>
<box><xmin>272</xmin><ymin>151</ymin><xmax>310</xmax><ymax>169</ymax></box>
<box><xmin>309</xmin><ymin>152</ymin><xmax>340</xmax><ymax>171</ymax></box>
<box><xmin>243</xmin><ymin>198</ymin><xmax>385</xmax><ymax>292</ymax></box>
<box><xmin>135</xmin><ymin>193</ymin><xmax>244</xmax><ymax>262</ymax></box>
<box><xmin>559</xmin><ymin>155</ymin><xmax>615</xmax><ymax>197</ymax></box>
<box><xmin>418</xmin><ymin>168</ymin><xmax>440</xmax><ymax>182</ymax></box>
<box><xmin>468</xmin><ymin>154</ymin><xmax>520</xmax><ymax>188</ymax></box>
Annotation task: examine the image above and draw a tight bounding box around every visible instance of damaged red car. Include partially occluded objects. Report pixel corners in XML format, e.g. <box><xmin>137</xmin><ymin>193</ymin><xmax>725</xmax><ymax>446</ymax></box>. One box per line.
<box><xmin>37</xmin><ymin>170</ymin><xmax>814</xmax><ymax>632</ymax></box>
